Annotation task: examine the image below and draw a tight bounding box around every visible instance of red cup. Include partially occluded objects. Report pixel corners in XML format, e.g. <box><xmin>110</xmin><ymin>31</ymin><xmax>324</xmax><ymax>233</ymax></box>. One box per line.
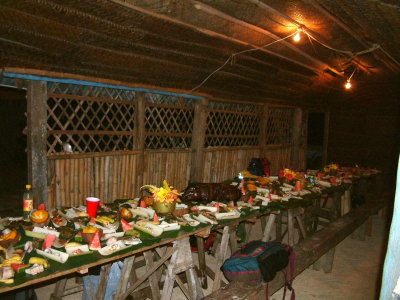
<box><xmin>86</xmin><ymin>197</ymin><xmax>100</xmax><ymax>218</ymax></box>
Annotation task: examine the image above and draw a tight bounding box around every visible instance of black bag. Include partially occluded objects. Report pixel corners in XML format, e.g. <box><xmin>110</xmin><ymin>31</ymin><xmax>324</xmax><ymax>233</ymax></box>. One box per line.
<box><xmin>257</xmin><ymin>242</ymin><xmax>290</xmax><ymax>282</ymax></box>
<box><xmin>247</xmin><ymin>158</ymin><xmax>265</xmax><ymax>177</ymax></box>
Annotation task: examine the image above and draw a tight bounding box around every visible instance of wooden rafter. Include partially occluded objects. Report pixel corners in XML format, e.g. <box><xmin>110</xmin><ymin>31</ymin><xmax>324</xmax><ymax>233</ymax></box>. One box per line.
<box><xmin>110</xmin><ymin>0</ymin><xmax>321</xmax><ymax>76</ymax></box>
<box><xmin>0</xmin><ymin>3</ymin><xmax>316</xmax><ymax>95</ymax></box>
<box><xmin>246</xmin><ymin>0</ymin><xmax>373</xmax><ymax>74</ymax></box>
<box><xmin>303</xmin><ymin>0</ymin><xmax>400</xmax><ymax>72</ymax></box>
<box><xmin>189</xmin><ymin>0</ymin><xmax>343</xmax><ymax>78</ymax></box>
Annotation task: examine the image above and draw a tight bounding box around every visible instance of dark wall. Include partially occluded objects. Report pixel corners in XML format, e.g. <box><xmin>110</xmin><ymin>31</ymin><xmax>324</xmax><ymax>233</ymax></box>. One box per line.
<box><xmin>327</xmin><ymin>80</ymin><xmax>400</xmax><ymax>187</ymax></box>
<box><xmin>0</xmin><ymin>86</ymin><xmax>27</xmax><ymax>192</ymax></box>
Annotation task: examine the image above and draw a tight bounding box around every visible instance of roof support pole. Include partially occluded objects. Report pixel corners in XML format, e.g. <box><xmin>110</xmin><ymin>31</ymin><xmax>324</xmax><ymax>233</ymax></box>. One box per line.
<box><xmin>27</xmin><ymin>80</ymin><xmax>48</xmax><ymax>206</ymax></box>
<box><xmin>190</xmin><ymin>98</ymin><xmax>208</xmax><ymax>182</ymax></box>
<box><xmin>135</xmin><ymin>92</ymin><xmax>146</xmax><ymax>192</ymax></box>
<box><xmin>291</xmin><ymin>107</ymin><xmax>304</xmax><ymax>170</ymax></box>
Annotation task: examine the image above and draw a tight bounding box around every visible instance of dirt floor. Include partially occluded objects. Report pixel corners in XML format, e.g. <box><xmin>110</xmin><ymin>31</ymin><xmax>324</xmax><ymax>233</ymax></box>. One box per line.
<box><xmin>272</xmin><ymin>214</ymin><xmax>389</xmax><ymax>300</ymax></box>
<box><xmin>29</xmin><ymin>213</ymin><xmax>389</xmax><ymax>300</ymax></box>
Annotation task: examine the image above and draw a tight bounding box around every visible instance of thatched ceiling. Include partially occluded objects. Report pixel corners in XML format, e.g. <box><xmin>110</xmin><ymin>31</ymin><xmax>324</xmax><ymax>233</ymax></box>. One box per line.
<box><xmin>0</xmin><ymin>0</ymin><xmax>399</xmax><ymax>105</ymax></box>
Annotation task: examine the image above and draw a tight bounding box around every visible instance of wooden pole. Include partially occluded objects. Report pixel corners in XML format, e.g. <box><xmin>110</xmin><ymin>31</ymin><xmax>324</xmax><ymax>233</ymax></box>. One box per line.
<box><xmin>258</xmin><ymin>104</ymin><xmax>269</xmax><ymax>158</ymax></box>
<box><xmin>322</xmin><ymin>111</ymin><xmax>330</xmax><ymax>166</ymax></box>
<box><xmin>27</xmin><ymin>80</ymin><xmax>48</xmax><ymax>207</ymax></box>
<box><xmin>291</xmin><ymin>108</ymin><xmax>303</xmax><ymax>170</ymax></box>
<box><xmin>190</xmin><ymin>98</ymin><xmax>208</xmax><ymax>182</ymax></box>
<box><xmin>300</xmin><ymin>109</ymin><xmax>309</xmax><ymax>170</ymax></box>
<box><xmin>135</xmin><ymin>92</ymin><xmax>146</xmax><ymax>192</ymax></box>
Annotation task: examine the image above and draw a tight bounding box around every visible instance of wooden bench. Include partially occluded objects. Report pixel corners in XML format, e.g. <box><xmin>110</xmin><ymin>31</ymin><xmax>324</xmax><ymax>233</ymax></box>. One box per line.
<box><xmin>203</xmin><ymin>194</ymin><xmax>389</xmax><ymax>299</ymax></box>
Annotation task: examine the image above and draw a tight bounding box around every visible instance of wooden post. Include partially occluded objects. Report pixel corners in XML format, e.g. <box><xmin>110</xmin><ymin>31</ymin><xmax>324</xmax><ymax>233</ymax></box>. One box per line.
<box><xmin>258</xmin><ymin>104</ymin><xmax>269</xmax><ymax>157</ymax></box>
<box><xmin>190</xmin><ymin>98</ymin><xmax>208</xmax><ymax>183</ymax></box>
<box><xmin>299</xmin><ymin>108</ymin><xmax>308</xmax><ymax>170</ymax></box>
<box><xmin>135</xmin><ymin>92</ymin><xmax>146</xmax><ymax>192</ymax></box>
<box><xmin>291</xmin><ymin>108</ymin><xmax>303</xmax><ymax>170</ymax></box>
<box><xmin>196</xmin><ymin>236</ymin><xmax>208</xmax><ymax>289</ymax></box>
<box><xmin>262</xmin><ymin>214</ymin><xmax>276</xmax><ymax>242</ymax></box>
<box><xmin>322</xmin><ymin>111</ymin><xmax>330</xmax><ymax>166</ymax></box>
<box><xmin>27</xmin><ymin>80</ymin><xmax>48</xmax><ymax>206</ymax></box>
<box><xmin>114</xmin><ymin>256</ymin><xmax>136</xmax><ymax>300</ymax></box>
<box><xmin>96</xmin><ymin>264</ymin><xmax>112</xmax><ymax>300</ymax></box>
<box><xmin>212</xmin><ymin>226</ymin><xmax>230</xmax><ymax>291</ymax></box>
<box><xmin>143</xmin><ymin>250</ymin><xmax>161</xmax><ymax>300</ymax></box>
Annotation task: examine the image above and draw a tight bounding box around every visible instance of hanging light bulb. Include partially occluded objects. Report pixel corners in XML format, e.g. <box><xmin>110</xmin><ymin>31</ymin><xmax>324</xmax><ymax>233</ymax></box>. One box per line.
<box><xmin>293</xmin><ymin>28</ymin><xmax>302</xmax><ymax>42</ymax></box>
<box><xmin>344</xmin><ymin>79</ymin><xmax>352</xmax><ymax>89</ymax></box>
<box><xmin>344</xmin><ymin>68</ymin><xmax>356</xmax><ymax>90</ymax></box>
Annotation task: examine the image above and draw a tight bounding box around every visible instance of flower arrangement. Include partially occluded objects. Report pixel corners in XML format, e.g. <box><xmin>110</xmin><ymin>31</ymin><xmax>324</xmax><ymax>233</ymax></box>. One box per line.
<box><xmin>324</xmin><ymin>163</ymin><xmax>340</xmax><ymax>173</ymax></box>
<box><xmin>279</xmin><ymin>168</ymin><xmax>300</xmax><ymax>181</ymax></box>
<box><xmin>141</xmin><ymin>180</ymin><xmax>180</xmax><ymax>203</ymax></box>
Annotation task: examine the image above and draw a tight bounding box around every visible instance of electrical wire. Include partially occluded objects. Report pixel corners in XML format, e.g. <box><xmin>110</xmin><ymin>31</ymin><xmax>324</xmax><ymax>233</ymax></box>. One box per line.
<box><xmin>191</xmin><ymin>19</ymin><xmax>388</xmax><ymax>92</ymax></box>
<box><xmin>191</xmin><ymin>32</ymin><xmax>296</xmax><ymax>91</ymax></box>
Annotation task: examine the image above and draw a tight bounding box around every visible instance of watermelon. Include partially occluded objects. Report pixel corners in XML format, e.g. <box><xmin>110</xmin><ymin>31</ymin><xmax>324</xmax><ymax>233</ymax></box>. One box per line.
<box><xmin>11</xmin><ymin>263</ymin><xmax>30</xmax><ymax>273</ymax></box>
<box><xmin>89</xmin><ymin>231</ymin><xmax>101</xmax><ymax>250</ymax></box>
<box><xmin>121</xmin><ymin>219</ymin><xmax>133</xmax><ymax>232</ymax></box>
<box><xmin>153</xmin><ymin>212</ymin><xmax>159</xmax><ymax>222</ymax></box>
<box><xmin>74</xmin><ymin>232</ymin><xmax>83</xmax><ymax>242</ymax></box>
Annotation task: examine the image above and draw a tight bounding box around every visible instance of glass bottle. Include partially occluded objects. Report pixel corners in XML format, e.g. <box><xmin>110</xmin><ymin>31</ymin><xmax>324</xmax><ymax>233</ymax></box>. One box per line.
<box><xmin>23</xmin><ymin>184</ymin><xmax>34</xmax><ymax>220</ymax></box>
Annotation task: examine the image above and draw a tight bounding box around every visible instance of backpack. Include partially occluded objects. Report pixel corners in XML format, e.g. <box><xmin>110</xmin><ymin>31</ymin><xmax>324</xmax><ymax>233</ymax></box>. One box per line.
<box><xmin>247</xmin><ymin>158</ymin><xmax>266</xmax><ymax>177</ymax></box>
<box><xmin>222</xmin><ymin>240</ymin><xmax>295</xmax><ymax>299</ymax></box>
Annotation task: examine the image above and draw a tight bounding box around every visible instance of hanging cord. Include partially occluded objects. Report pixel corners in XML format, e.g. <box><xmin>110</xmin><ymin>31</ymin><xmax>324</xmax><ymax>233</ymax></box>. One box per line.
<box><xmin>191</xmin><ymin>32</ymin><xmax>297</xmax><ymax>92</ymax></box>
<box><xmin>304</xmin><ymin>30</ymin><xmax>382</xmax><ymax>62</ymax></box>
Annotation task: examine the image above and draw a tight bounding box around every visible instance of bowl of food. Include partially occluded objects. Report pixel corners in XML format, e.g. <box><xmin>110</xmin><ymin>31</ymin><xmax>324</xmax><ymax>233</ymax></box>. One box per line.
<box><xmin>82</xmin><ymin>226</ymin><xmax>103</xmax><ymax>244</ymax></box>
<box><xmin>30</xmin><ymin>209</ymin><xmax>50</xmax><ymax>227</ymax></box>
<box><xmin>0</xmin><ymin>229</ymin><xmax>21</xmax><ymax>248</ymax></box>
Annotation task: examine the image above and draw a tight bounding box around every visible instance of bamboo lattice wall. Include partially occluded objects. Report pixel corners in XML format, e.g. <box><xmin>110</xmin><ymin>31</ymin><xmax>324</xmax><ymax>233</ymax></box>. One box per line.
<box><xmin>45</xmin><ymin>82</ymin><xmax>300</xmax><ymax>208</ymax></box>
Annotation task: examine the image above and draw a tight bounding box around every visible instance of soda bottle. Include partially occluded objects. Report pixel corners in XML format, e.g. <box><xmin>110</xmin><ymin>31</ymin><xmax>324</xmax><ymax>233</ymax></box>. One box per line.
<box><xmin>23</xmin><ymin>185</ymin><xmax>34</xmax><ymax>220</ymax></box>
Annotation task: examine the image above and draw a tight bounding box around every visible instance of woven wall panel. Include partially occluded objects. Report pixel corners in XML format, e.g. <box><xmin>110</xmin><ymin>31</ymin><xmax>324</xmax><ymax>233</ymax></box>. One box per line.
<box><xmin>266</xmin><ymin>107</ymin><xmax>294</xmax><ymax>145</ymax></box>
<box><xmin>205</xmin><ymin>101</ymin><xmax>260</xmax><ymax>147</ymax></box>
<box><xmin>46</xmin><ymin>83</ymin><xmax>135</xmax><ymax>154</ymax></box>
<box><xmin>144</xmin><ymin>93</ymin><xmax>194</xmax><ymax>149</ymax></box>
<box><xmin>208</xmin><ymin>101</ymin><xmax>260</xmax><ymax>113</ymax></box>
<box><xmin>48</xmin><ymin>82</ymin><xmax>136</xmax><ymax>100</ymax></box>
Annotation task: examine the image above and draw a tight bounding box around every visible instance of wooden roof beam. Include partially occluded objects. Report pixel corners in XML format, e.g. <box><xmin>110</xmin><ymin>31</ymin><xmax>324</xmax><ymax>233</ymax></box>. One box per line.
<box><xmin>302</xmin><ymin>0</ymin><xmax>400</xmax><ymax>72</ymax></box>
<box><xmin>246</xmin><ymin>0</ymin><xmax>372</xmax><ymax>74</ymax></box>
<box><xmin>111</xmin><ymin>0</ymin><xmax>322</xmax><ymax>76</ymax></box>
<box><xmin>190</xmin><ymin>0</ymin><xmax>343</xmax><ymax>78</ymax></box>
<box><xmin>0</xmin><ymin>3</ymin><xmax>315</xmax><ymax>90</ymax></box>
<box><xmin>0</xmin><ymin>16</ymin><xmax>303</xmax><ymax>90</ymax></box>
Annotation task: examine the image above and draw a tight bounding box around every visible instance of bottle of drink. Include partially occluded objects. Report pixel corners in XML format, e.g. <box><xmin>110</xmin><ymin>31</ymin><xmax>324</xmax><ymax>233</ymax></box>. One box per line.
<box><xmin>23</xmin><ymin>185</ymin><xmax>34</xmax><ymax>220</ymax></box>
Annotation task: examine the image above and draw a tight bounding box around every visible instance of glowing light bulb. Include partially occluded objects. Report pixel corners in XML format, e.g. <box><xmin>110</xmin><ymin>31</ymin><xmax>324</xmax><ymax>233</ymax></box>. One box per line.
<box><xmin>293</xmin><ymin>29</ymin><xmax>301</xmax><ymax>42</ymax></box>
<box><xmin>344</xmin><ymin>80</ymin><xmax>352</xmax><ymax>89</ymax></box>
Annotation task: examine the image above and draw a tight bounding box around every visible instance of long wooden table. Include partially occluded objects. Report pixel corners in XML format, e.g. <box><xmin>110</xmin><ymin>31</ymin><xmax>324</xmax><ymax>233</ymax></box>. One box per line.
<box><xmin>0</xmin><ymin>174</ymin><xmax>377</xmax><ymax>299</ymax></box>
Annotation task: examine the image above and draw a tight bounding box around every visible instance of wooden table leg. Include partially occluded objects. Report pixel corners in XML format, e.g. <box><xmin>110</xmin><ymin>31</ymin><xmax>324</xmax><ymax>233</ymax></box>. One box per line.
<box><xmin>50</xmin><ymin>277</ymin><xmax>67</xmax><ymax>300</ymax></box>
<box><xmin>196</xmin><ymin>236</ymin><xmax>208</xmax><ymax>289</ymax></box>
<box><xmin>114</xmin><ymin>256</ymin><xmax>135</xmax><ymax>300</ymax></box>
<box><xmin>212</xmin><ymin>226</ymin><xmax>230</xmax><ymax>292</ymax></box>
<box><xmin>321</xmin><ymin>248</ymin><xmax>335</xmax><ymax>273</ymax></box>
<box><xmin>95</xmin><ymin>263</ymin><xmax>112</xmax><ymax>300</ymax></box>
<box><xmin>276</xmin><ymin>213</ymin><xmax>282</xmax><ymax>241</ymax></box>
<box><xmin>229</xmin><ymin>225</ymin><xmax>238</xmax><ymax>253</ymax></box>
<box><xmin>288</xmin><ymin>209</ymin><xmax>295</xmax><ymax>246</ymax></box>
<box><xmin>144</xmin><ymin>250</ymin><xmax>161</xmax><ymax>300</ymax></box>
<box><xmin>161</xmin><ymin>237</ymin><xmax>204</xmax><ymax>300</ymax></box>
<box><xmin>262</xmin><ymin>214</ymin><xmax>276</xmax><ymax>242</ymax></box>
